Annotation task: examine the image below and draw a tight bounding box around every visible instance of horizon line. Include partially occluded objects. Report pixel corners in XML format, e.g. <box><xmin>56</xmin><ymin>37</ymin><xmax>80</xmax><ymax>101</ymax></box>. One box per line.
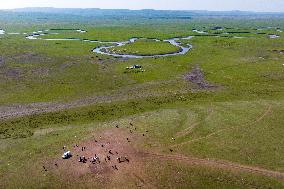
<box><xmin>0</xmin><ymin>7</ymin><xmax>284</xmax><ymax>13</ymax></box>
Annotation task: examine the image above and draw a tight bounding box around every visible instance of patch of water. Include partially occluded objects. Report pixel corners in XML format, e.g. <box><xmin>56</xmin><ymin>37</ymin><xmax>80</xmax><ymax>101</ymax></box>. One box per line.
<box><xmin>93</xmin><ymin>37</ymin><xmax>193</xmax><ymax>58</ymax></box>
<box><xmin>7</xmin><ymin>33</ymin><xmax>21</xmax><ymax>35</ymax></box>
<box><xmin>192</xmin><ymin>29</ymin><xmax>207</xmax><ymax>34</ymax></box>
<box><xmin>77</xmin><ymin>29</ymin><xmax>87</xmax><ymax>33</ymax></box>
<box><xmin>24</xmin><ymin>29</ymin><xmax>195</xmax><ymax>58</ymax></box>
<box><xmin>0</xmin><ymin>29</ymin><xmax>5</xmax><ymax>35</ymax></box>
<box><xmin>26</xmin><ymin>35</ymin><xmax>37</xmax><ymax>40</ymax></box>
<box><xmin>233</xmin><ymin>36</ymin><xmax>246</xmax><ymax>39</ymax></box>
<box><xmin>44</xmin><ymin>38</ymin><xmax>81</xmax><ymax>41</ymax></box>
<box><xmin>268</xmin><ymin>34</ymin><xmax>280</xmax><ymax>39</ymax></box>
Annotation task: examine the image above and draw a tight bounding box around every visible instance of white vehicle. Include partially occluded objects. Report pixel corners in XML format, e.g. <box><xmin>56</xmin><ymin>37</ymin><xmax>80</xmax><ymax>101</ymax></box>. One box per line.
<box><xmin>126</xmin><ymin>65</ymin><xmax>142</xmax><ymax>69</ymax></box>
<box><xmin>62</xmin><ymin>151</ymin><xmax>72</xmax><ymax>159</ymax></box>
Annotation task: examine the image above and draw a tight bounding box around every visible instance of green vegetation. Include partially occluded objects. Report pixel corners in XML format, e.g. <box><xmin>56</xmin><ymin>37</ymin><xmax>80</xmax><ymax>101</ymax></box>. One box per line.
<box><xmin>108</xmin><ymin>39</ymin><xmax>181</xmax><ymax>56</ymax></box>
<box><xmin>0</xmin><ymin>10</ymin><xmax>284</xmax><ymax>188</ymax></box>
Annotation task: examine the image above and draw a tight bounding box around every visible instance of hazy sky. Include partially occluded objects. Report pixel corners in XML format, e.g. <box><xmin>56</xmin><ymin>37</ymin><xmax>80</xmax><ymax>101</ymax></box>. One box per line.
<box><xmin>1</xmin><ymin>0</ymin><xmax>284</xmax><ymax>12</ymax></box>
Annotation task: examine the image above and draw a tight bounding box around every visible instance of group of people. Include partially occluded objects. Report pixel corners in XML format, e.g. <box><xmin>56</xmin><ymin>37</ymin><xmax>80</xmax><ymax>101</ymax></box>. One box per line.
<box><xmin>60</xmin><ymin>122</ymin><xmax>139</xmax><ymax>172</ymax></box>
<box><xmin>78</xmin><ymin>156</ymin><xmax>88</xmax><ymax>163</ymax></box>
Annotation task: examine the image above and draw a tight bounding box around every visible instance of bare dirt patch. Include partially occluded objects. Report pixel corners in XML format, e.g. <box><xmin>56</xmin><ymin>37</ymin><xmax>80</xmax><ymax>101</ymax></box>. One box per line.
<box><xmin>46</xmin><ymin>128</ymin><xmax>152</xmax><ymax>187</ymax></box>
<box><xmin>184</xmin><ymin>65</ymin><xmax>218</xmax><ymax>89</ymax></box>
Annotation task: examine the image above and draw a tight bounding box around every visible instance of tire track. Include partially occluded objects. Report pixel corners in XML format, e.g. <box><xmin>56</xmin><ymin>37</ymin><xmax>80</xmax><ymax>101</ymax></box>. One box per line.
<box><xmin>171</xmin><ymin>105</ymin><xmax>272</xmax><ymax>148</ymax></box>
<box><xmin>142</xmin><ymin>151</ymin><xmax>284</xmax><ymax>180</ymax></box>
<box><xmin>175</xmin><ymin>107</ymin><xmax>214</xmax><ymax>138</ymax></box>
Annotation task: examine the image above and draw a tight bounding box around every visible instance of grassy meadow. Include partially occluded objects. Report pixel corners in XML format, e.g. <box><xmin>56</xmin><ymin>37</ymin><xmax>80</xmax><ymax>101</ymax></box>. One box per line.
<box><xmin>0</xmin><ymin>13</ymin><xmax>284</xmax><ymax>188</ymax></box>
<box><xmin>108</xmin><ymin>39</ymin><xmax>181</xmax><ymax>56</ymax></box>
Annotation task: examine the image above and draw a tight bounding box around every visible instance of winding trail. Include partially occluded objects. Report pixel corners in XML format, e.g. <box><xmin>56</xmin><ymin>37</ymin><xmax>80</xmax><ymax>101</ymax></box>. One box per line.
<box><xmin>0</xmin><ymin>84</ymin><xmax>197</xmax><ymax>120</ymax></box>
<box><xmin>0</xmin><ymin>95</ymin><xmax>116</xmax><ymax>120</ymax></box>
<box><xmin>142</xmin><ymin>152</ymin><xmax>284</xmax><ymax>180</ymax></box>
<box><xmin>171</xmin><ymin>105</ymin><xmax>272</xmax><ymax>148</ymax></box>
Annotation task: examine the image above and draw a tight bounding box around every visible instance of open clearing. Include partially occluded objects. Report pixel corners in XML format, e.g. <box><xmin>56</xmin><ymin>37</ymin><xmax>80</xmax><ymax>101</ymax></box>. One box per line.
<box><xmin>0</xmin><ymin>9</ymin><xmax>284</xmax><ymax>189</ymax></box>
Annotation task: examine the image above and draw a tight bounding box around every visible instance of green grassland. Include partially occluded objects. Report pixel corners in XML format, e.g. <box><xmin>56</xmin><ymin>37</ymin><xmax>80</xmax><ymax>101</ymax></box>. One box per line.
<box><xmin>108</xmin><ymin>39</ymin><xmax>181</xmax><ymax>56</ymax></box>
<box><xmin>0</xmin><ymin>14</ymin><xmax>284</xmax><ymax>188</ymax></box>
<box><xmin>1</xmin><ymin>100</ymin><xmax>284</xmax><ymax>188</ymax></box>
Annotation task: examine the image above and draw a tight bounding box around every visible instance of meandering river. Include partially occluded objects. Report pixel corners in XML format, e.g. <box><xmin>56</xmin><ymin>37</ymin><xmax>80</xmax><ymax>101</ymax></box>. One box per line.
<box><xmin>1</xmin><ymin>27</ymin><xmax>280</xmax><ymax>58</ymax></box>
<box><xmin>25</xmin><ymin>29</ymin><xmax>194</xmax><ymax>58</ymax></box>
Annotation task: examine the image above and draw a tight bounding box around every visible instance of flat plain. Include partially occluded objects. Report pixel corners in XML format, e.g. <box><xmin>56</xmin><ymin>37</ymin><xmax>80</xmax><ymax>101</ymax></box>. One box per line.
<box><xmin>0</xmin><ymin>9</ymin><xmax>284</xmax><ymax>188</ymax></box>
